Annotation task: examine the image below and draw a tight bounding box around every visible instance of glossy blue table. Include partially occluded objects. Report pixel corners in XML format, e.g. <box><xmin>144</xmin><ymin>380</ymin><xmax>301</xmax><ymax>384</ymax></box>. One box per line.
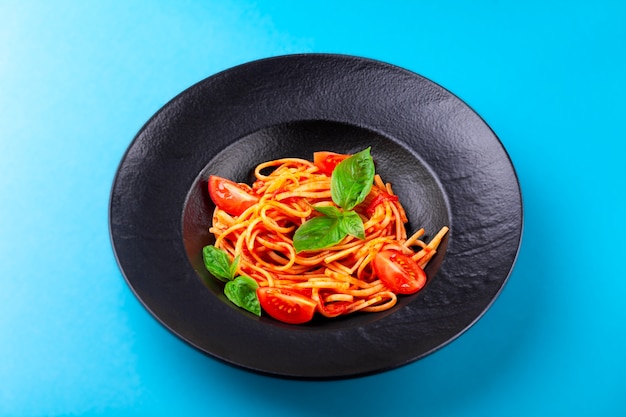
<box><xmin>2</xmin><ymin>1</ymin><xmax>625</xmax><ymax>415</ymax></box>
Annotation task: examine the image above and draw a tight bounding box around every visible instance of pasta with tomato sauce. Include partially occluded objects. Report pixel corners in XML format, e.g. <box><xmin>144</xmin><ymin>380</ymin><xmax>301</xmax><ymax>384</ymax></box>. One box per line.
<box><xmin>205</xmin><ymin>149</ymin><xmax>448</xmax><ymax>324</ymax></box>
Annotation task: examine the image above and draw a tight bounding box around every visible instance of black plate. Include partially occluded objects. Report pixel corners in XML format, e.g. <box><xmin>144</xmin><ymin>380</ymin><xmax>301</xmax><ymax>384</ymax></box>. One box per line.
<box><xmin>109</xmin><ymin>54</ymin><xmax>522</xmax><ymax>379</ymax></box>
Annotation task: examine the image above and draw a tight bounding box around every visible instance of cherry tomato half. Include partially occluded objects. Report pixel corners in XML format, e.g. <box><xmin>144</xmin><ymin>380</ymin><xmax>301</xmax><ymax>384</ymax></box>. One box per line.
<box><xmin>208</xmin><ymin>175</ymin><xmax>259</xmax><ymax>216</ymax></box>
<box><xmin>372</xmin><ymin>250</ymin><xmax>427</xmax><ymax>294</ymax></box>
<box><xmin>257</xmin><ymin>287</ymin><xmax>317</xmax><ymax>324</ymax></box>
<box><xmin>313</xmin><ymin>151</ymin><xmax>350</xmax><ymax>176</ymax></box>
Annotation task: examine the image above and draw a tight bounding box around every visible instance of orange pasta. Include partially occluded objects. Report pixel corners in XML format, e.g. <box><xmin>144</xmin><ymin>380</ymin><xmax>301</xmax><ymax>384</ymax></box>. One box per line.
<box><xmin>207</xmin><ymin>151</ymin><xmax>448</xmax><ymax>323</ymax></box>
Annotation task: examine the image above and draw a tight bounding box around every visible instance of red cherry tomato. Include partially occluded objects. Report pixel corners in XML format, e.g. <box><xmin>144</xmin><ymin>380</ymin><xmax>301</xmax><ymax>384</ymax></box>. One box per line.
<box><xmin>313</xmin><ymin>151</ymin><xmax>350</xmax><ymax>175</ymax></box>
<box><xmin>257</xmin><ymin>287</ymin><xmax>317</xmax><ymax>324</ymax></box>
<box><xmin>208</xmin><ymin>175</ymin><xmax>259</xmax><ymax>216</ymax></box>
<box><xmin>372</xmin><ymin>250</ymin><xmax>427</xmax><ymax>294</ymax></box>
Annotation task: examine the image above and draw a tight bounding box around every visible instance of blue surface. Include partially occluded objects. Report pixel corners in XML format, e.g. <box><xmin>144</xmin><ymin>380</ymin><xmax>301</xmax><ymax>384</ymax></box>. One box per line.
<box><xmin>1</xmin><ymin>1</ymin><xmax>625</xmax><ymax>415</ymax></box>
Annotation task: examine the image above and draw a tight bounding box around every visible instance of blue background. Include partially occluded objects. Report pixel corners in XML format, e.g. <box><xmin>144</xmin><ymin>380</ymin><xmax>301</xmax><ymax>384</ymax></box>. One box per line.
<box><xmin>1</xmin><ymin>1</ymin><xmax>625</xmax><ymax>416</ymax></box>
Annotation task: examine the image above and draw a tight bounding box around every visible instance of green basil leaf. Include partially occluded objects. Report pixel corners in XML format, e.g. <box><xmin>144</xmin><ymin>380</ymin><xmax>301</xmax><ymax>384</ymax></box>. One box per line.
<box><xmin>339</xmin><ymin>211</ymin><xmax>365</xmax><ymax>240</ymax></box>
<box><xmin>202</xmin><ymin>245</ymin><xmax>235</xmax><ymax>282</ymax></box>
<box><xmin>224</xmin><ymin>276</ymin><xmax>261</xmax><ymax>316</ymax></box>
<box><xmin>313</xmin><ymin>205</ymin><xmax>342</xmax><ymax>218</ymax></box>
<box><xmin>229</xmin><ymin>254</ymin><xmax>240</xmax><ymax>279</ymax></box>
<box><xmin>292</xmin><ymin>214</ymin><xmax>347</xmax><ymax>252</ymax></box>
<box><xmin>331</xmin><ymin>147</ymin><xmax>375</xmax><ymax>210</ymax></box>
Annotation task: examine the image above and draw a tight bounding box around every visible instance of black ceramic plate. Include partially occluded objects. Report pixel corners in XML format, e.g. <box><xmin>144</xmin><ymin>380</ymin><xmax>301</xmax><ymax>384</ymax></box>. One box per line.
<box><xmin>109</xmin><ymin>54</ymin><xmax>522</xmax><ymax>379</ymax></box>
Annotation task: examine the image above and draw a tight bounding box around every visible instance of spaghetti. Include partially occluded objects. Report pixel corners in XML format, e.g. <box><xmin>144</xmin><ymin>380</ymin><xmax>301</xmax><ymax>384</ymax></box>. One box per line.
<box><xmin>207</xmin><ymin>150</ymin><xmax>448</xmax><ymax>323</ymax></box>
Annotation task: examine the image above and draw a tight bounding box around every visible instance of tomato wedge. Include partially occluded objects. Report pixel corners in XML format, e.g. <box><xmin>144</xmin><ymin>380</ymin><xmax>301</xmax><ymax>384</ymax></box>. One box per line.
<box><xmin>257</xmin><ymin>287</ymin><xmax>317</xmax><ymax>324</ymax></box>
<box><xmin>208</xmin><ymin>175</ymin><xmax>259</xmax><ymax>216</ymax></box>
<box><xmin>372</xmin><ymin>250</ymin><xmax>427</xmax><ymax>294</ymax></box>
<box><xmin>313</xmin><ymin>151</ymin><xmax>350</xmax><ymax>175</ymax></box>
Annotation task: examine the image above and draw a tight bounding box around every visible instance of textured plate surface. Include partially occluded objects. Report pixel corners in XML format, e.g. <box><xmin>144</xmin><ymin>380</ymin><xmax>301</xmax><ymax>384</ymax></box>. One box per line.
<box><xmin>109</xmin><ymin>54</ymin><xmax>522</xmax><ymax>379</ymax></box>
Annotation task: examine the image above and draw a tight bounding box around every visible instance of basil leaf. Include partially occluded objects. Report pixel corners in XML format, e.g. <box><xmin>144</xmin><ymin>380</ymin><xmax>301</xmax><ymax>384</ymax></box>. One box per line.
<box><xmin>331</xmin><ymin>147</ymin><xmax>375</xmax><ymax>210</ymax></box>
<box><xmin>313</xmin><ymin>205</ymin><xmax>342</xmax><ymax>218</ymax></box>
<box><xmin>230</xmin><ymin>254</ymin><xmax>240</xmax><ymax>279</ymax></box>
<box><xmin>339</xmin><ymin>211</ymin><xmax>365</xmax><ymax>240</ymax></box>
<box><xmin>224</xmin><ymin>276</ymin><xmax>261</xmax><ymax>316</ymax></box>
<box><xmin>293</xmin><ymin>215</ymin><xmax>347</xmax><ymax>252</ymax></box>
<box><xmin>202</xmin><ymin>245</ymin><xmax>235</xmax><ymax>282</ymax></box>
